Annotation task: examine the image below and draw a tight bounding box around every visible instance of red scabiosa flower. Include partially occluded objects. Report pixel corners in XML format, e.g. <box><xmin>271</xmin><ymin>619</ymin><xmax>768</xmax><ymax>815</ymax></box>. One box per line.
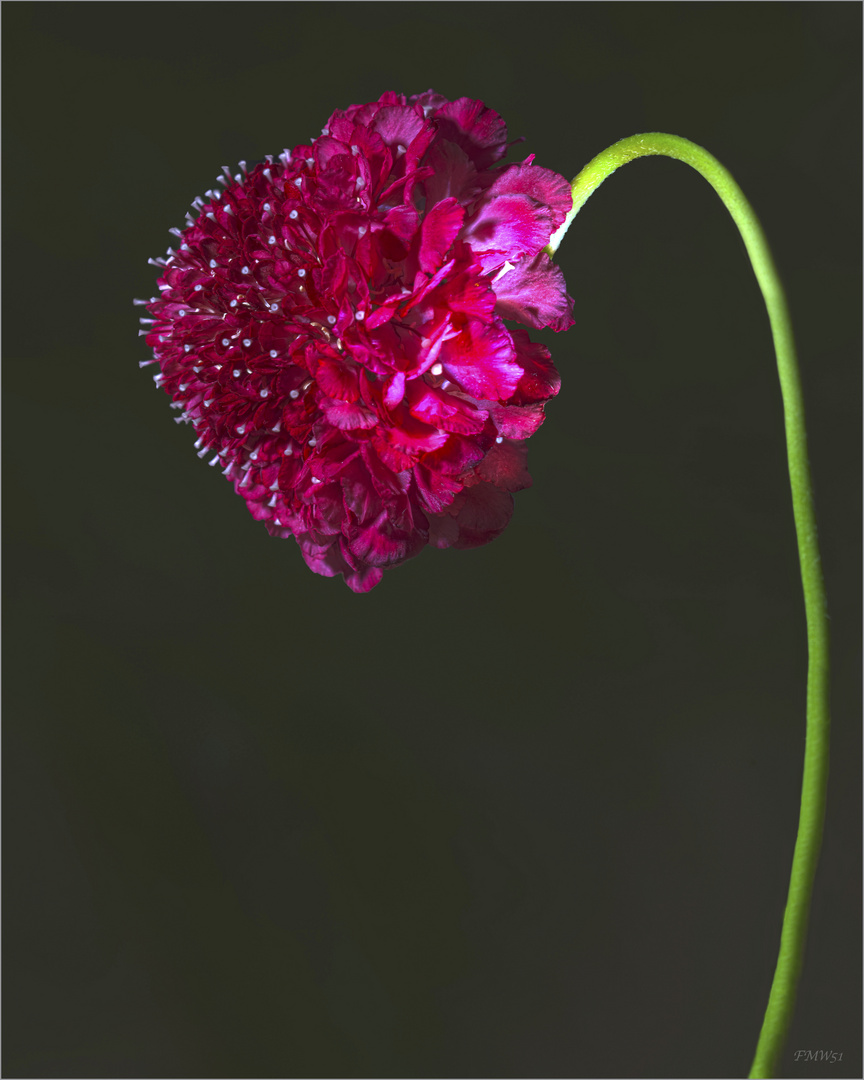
<box><xmin>138</xmin><ymin>91</ymin><xmax>573</xmax><ymax>591</ymax></box>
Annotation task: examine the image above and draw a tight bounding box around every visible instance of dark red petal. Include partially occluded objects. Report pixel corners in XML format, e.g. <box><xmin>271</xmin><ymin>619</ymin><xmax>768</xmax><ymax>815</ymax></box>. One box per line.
<box><xmin>383</xmin><ymin>203</ymin><xmax>420</xmax><ymax>244</ymax></box>
<box><xmin>345</xmin><ymin>508</ymin><xmax>427</xmax><ymax>568</ymax></box>
<box><xmin>445</xmin><ymin>481</ymin><xmax>515</xmax><ymax>549</ymax></box>
<box><xmin>413</xmin><ymin>464</ymin><xmax>463</xmax><ymax>514</ymax></box>
<box><xmin>423</xmin><ymin>140</ymin><xmax>480</xmax><ymax>207</ymax></box>
<box><xmin>431</xmin><ymin>98</ymin><xmax>509</xmax><ymax>169</ymax></box>
<box><xmin>487</xmin><ymin>401</ymin><xmax>546</xmax><ymax>439</ymax></box>
<box><xmin>420</xmin><ymin>432</ymin><xmax>486</xmax><ymax>476</ymax></box>
<box><xmin>315</xmin><ymin>356</ymin><xmax>360</xmax><ymax>402</ymax></box>
<box><xmin>476</xmin><ymin>438</ymin><xmax>533</xmax><ymax>492</ymax></box>
<box><xmin>320</xmin><ymin>398</ymin><xmax>378</xmax><ymax>431</ymax></box>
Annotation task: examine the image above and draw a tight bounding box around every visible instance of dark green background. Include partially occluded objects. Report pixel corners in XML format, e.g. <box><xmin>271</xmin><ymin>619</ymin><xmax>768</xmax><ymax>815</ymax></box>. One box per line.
<box><xmin>3</xmin><ymin>4</ymin><xmax>860</xmax><ymax>1078</ymax></box>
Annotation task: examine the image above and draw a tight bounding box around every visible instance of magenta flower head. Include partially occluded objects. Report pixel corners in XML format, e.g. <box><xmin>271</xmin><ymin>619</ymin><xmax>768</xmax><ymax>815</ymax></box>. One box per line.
<box><xmin>139</xmin><ymin>91</ymin><xmax>573</xmax><ymax>591</ymax></box>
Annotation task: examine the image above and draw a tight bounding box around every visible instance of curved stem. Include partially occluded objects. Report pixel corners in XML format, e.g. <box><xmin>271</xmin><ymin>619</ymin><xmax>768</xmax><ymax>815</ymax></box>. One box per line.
<box><xmin>548</xmin><ymin>134</ymin><xmax>830</xmax><ymax>1079</ymax></box>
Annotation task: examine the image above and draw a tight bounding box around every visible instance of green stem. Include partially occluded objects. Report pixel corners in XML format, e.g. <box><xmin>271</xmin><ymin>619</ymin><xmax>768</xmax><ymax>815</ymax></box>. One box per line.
<box><xmin>548</xmin><ymin>134</ymin><xmax>830</xmax><ymax>1079</ymax></box>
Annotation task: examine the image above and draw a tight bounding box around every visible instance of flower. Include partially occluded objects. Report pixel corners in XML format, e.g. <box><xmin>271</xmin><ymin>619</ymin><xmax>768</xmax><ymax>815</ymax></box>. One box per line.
<box><xmin>138</xmin><ymin>91</ymin><xmax>573</xmax><ymax>591</ymax></box>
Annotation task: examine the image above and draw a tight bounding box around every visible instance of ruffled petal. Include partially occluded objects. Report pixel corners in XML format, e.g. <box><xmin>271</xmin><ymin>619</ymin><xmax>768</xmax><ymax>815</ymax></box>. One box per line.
<box><xmin>441</xmin><ymin>318</ymin><xmax>522</xmax><ymax>400</ymax></box>
<box><xmin>462</xmin><ymin>193</ymin><xmax>554</xmax><ymax>267</ymax></box>
<box><xmin>430</xmin><ymin>97</ymin><xmax>509</xmax><ymax>169</ymax></box>
<box><xmin>418</xmin><ymin>197</ymin><xmax>465</xmax><ymax>274</ymax></box>
<box><xmin>493</xmin><ymin>252</ymin><xmax>575</xmax><ymax>331</ymax></box>
<box><xmin>436</xmin><ymin>481</ymin><xmax>514</xmax><ymax>549</ymax></box>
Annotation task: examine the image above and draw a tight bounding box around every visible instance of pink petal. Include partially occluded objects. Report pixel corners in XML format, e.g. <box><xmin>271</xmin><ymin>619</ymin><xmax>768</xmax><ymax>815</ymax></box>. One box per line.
<box><xmin>492</xmin><ymin>252</ymin><xmax>575</xmax><ymax>332</ymax></box>
<box><xmin>371</xmin><ymin>105</ymin><xmax>430</xmax><ymax>151</ymax></box>
<box><xmin>384</xmin><ymin>371</ymin><xmax>406</xmax><ymax>408</ymax></box>
<box><xmin>510</xmin><ymin>329</ymin><xmax>562</xmax><ymax>402</ymax></box>
<box><xmin>462</xmin><ymin>193</ymin><xmax>555</xmax><ymax>267</ymax></box>
<box><xmin>486</xmin><ymin>163</ymin><xmax>573</xmax><ymax>227</ymax></box>
<box><xmin>442</xmin><ymin>317</ymin><xmax>522</xmax><ymax>400</ymax></box>
<box><xmin>418</xmin><ymin>197</ymin><xmax>465</xmax><ymax>274</ymax></box>
<box><xmin>343</xmin><ymin>563</ymin><xmax>385</xmax><ymax>593</ymax></box>
<box><xmin>407</xmin><ymin>382</ymin><xmax>488</xmax><ymax>435</ymax></box>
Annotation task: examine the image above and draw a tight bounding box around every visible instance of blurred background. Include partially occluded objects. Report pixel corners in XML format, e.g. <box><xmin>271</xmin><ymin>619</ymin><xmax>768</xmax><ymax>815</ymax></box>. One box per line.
<box><xmin>3</xmin><ymin>4</ymin><xmax>860</xmax><ymax>1078</ymax></box>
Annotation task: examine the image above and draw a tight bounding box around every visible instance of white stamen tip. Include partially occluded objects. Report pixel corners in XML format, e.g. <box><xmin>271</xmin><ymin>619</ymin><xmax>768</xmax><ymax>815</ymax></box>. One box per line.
<box><xmin>270</xmin><ymin>350</ymin><xmax>278</xmax><ymax>358</ymax></box>
<box><xmin>243</xmin><ymin>339</ymin><xmax>251</xmax><ymax>347</ymax></box>
<box><xmin>431</xmin><ymin>363</ymin><xmax>443</xmax><ymax>376</ymax></box>
<box><xmin>492</xmin><ymin>260</ymin><xmax>517</xmax><ymax>284</ymax></box>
